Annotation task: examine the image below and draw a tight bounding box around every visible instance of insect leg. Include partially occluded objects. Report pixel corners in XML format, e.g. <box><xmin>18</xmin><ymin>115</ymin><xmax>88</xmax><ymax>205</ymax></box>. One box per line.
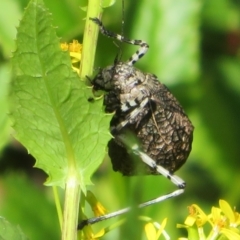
<box><xmin>116</xmin><ymin>133</ymin><xmax>186</xmax><ymax>189</ymax></box>
<box><xmin>77</xmin><ymin>189</ymin><xmax>183</xmax><ymax>230</ymax></box>
<box><xmin>133</xmin><ymin>147</ymin><xmax>186</xmax><ymax>189</ymax></box>
<box><xmin>112</xmin><ymin>97</ymin><xmax>149</xmax><ymax>133</ymax></box>
<box><xmin>90</xmin><ymin>17</ymin><xmax>149</xmax><ymax>65</ymax></box>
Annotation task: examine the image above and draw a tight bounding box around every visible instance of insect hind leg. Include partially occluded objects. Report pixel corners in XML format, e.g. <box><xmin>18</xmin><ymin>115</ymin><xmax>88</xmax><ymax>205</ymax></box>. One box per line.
<box><xmin>115</xmin><ymin>129</ymin><xmax>186</xmax><ymax>189</ymax></box>
<box><xmin>117</xmin><ymin>132</ymin><xmax>186</xmax><ymax>189</ymax></box>
<box><xmin>90</xmin><ymin>17</ymin><xmax>149</xmax><ymax>65</ymax></box>
<box><xmin>135</xmin><ymin>147</ymin><xmax>186</xmax><ymax>189</ymax></box>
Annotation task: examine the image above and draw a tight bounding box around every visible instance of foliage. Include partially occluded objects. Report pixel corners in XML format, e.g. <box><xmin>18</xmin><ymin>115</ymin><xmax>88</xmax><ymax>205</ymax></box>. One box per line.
<box><xmin>0</xmin><ymin>0</ymin><xmax>239</xmax><ymax>239</ymax></box>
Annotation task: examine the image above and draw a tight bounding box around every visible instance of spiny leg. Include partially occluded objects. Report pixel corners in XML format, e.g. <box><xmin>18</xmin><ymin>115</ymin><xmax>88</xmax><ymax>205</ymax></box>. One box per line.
<box><xmin>90</xmin><ymin>17</ymin><xmax>149</xmax><ymax>65</ymax></box>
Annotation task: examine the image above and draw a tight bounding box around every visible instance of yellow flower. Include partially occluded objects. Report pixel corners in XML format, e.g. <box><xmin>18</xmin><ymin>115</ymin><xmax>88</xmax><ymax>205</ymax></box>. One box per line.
<box><xmin>80</xmin><ymin>224</ymin><xmax>103</xmax><ymax>240</ymax></box>
<box><xmin>86</xmin><ymin>190</ymin><xmax>108</xmax><ymax>217</ymax></box>
<box><xmin>183</xmin><ymin>204</ymin><xmax>208</xmax><ymax>227</ymax></box>
<box><xmin>68</xmin><ymin>40</ymin><xmax>82</xmax><ymax>53</ymax></box>
<box><xmin>219</xmin><ymin>199</ymin><xmax>240</xmax><ymax>228</ymax></box>
<box><xmin>144</xmin><ymin>218</ymin><xmax>168</xmax><ymax>240</ymax></box>
<box><xmin>60</xmin><ymin>42</ymin><xmax>69</xmax><ymax>51</ymax></box>
<box><xmin>177</xmin><ymin>204</ymin><xmax>208</xmax><ymax>240</ymax></box>
<box><xmin>80</xmin><ymin>191</ymin><xmax>122</xmax><ymax>239</ymax></box>
<box><xmin>207</xmin><ymin>200</ymin><xmax>240</xmax><ymax>240</ymax></box>
<box><xmin>60</xmin><ymin>40</ymin><xmax>82</xmax><ymax>73</ymax></box>
<box><xmin>178</xmin><ymin>200</ymin><xmax>240</xmax><ymax>240</ymax></box>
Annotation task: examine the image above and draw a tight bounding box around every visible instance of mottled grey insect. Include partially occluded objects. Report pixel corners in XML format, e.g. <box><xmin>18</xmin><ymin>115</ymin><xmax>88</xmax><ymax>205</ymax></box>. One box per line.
<box><xmin>78</xmin><ymin>17</ymin><xmax>194</xmax><ymax>229</ymax></box>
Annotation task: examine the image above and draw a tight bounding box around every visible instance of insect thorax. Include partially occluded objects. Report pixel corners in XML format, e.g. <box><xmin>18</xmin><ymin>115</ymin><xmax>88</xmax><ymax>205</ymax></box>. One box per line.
<box><xmin>93</xmin><ymin>62</ymin><xmax>144</xmax><ymax>90</ymax></box>
<box><xmin>92</xmin><ymin>62</ymin><xmax>160</xmax><ymax>111</ymax></box>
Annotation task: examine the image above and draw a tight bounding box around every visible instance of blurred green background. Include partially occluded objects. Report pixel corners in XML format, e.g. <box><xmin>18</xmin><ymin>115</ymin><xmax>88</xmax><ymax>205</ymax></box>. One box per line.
<box><xmin>0</xmin><ymin>0</ymin><xmax>240</xmax><ymax>239</ymax></box>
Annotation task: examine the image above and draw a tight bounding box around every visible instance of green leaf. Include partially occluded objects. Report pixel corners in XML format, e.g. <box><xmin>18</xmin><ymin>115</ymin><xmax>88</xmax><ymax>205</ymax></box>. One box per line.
<box><xmin>0</xmin><ymin>174</ymin><xmax>59</xmax><ymax>240</ymax></box>
<box><xmin>0</xmin><ymin>0</ymin><xmax>21</xmax><ymax>57</ymax></box>
<box><xmin>0</xmin><ymin>64</ymin><xmax>11</xmax><ymax>153</ymax></box>
<box><xmin>11</xmin><ymin>0</ymin><xmax>111</xmax><ymax>192</ymax></box>
<box><xmin>0</xmin><ymin>217</ymin><xmax>28</xmax><ymax>240</ymax></box>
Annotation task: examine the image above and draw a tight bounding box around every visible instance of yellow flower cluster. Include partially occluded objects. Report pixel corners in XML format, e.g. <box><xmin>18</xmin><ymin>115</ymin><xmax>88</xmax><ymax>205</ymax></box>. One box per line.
<box><xmin>61</xmin><ymin>40</ymin><xmax>82</xmax><ymax>73</ymax></box>
<box><xmin>79</xmin><ymin>193</ymin><xmax>240</xmax><ymax>240</ymax></box>
<box><xmin>178</xmin><ymin>199</ymin><xmax>240</xmax><ymax>240</ymax></box>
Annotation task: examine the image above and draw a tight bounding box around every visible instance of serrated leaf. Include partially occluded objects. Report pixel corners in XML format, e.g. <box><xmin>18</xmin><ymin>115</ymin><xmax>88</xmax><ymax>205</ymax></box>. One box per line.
<box><xmin>11</xmin><ymin>0</ymin><xmax>111</xmax><ymax>192</ymax></box>
<box><xmin>0</xmin><ymin>217</ymin><xmax>28</xmax><ymax>240</ymax></box>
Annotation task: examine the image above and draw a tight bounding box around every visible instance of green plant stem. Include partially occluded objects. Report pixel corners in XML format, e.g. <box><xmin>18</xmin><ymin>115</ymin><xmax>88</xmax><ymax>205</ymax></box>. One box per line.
<box><xmin>62</xmin><ymin>174</ymin><xmax>81</xmax><ymax>240</ymax></box>
<box><xmin>52</xmin><ymin>186</ymin><xmax>63</xmax><ymax>230</ymax></box>
<box><xmin>61</xmin><ymin>1</ymin><xmax>103</xmax><ymax>239</ymax></box>
<box><xmin>79</xmin><ymin>0</ymin><xmax>103</xmax><ymax>79</ymax></box>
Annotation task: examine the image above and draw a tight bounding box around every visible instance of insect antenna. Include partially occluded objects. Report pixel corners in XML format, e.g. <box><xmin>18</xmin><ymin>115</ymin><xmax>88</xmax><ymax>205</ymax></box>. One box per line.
<box><xmin>89</xmin><ymin>17</ymin><xmax>149</xmax><ymax>66</ymax></box>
